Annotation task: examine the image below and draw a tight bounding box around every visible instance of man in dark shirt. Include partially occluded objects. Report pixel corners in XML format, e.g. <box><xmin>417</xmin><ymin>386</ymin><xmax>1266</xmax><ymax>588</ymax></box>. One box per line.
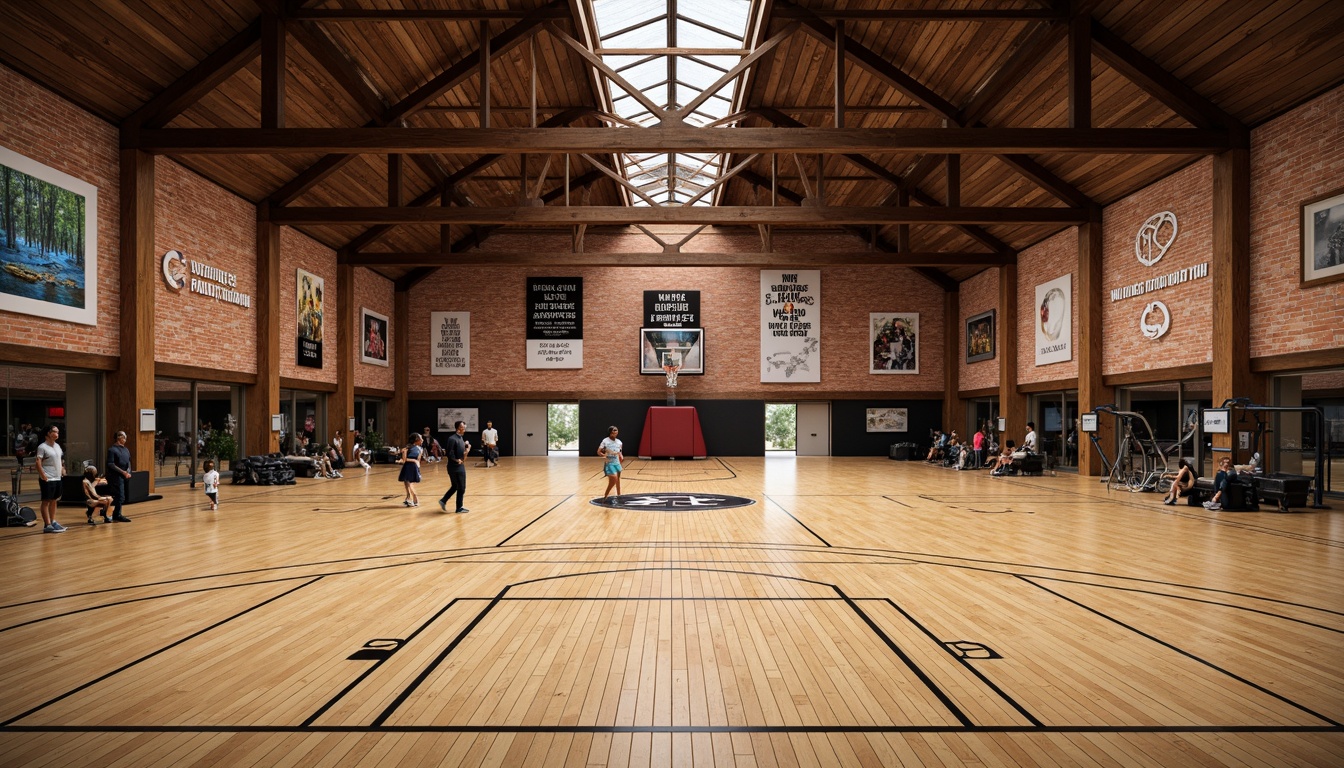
<box><xmin>437</xmin><ymin>420</ymin><xmax>471</xmax><ymax>513</ymax></box>
<box><xmin>105</xmin><ymin>430</ymin><xmax>133</xmax><ymax>522</ymax></box>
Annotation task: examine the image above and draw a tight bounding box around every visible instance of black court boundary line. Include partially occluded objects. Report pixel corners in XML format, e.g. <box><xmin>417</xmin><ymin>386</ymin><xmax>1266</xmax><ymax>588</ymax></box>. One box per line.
<box><xmin>1</xmin><ymin>576</ymin><xmax>322</xmax><ymax>727</ymax></box>
<box><xmin>876</xmin><ymin>598</ymin><xmax>1041</xmax><ymax>727</ymax></box>
<box><xmin>1</xmin><ymin>724</ymin><xmax>1340</xmax><ymax>734</ymax></box>
<box><xmin>7</xmin><ymin>539</ymin><xmax>1337</xmax><ymax>629</ymax></box>
<box><xmin>983</xmin><ymin>476</ymin><xmax>1344</xmax><ymax>548</ymax></box>
<box><xmin>369</xmin><ymin>566</ymin><xmax>967</xmax><ymax>728</ymax></box>
<box><xmin>764</xmin><ymin>494</ymin><xmax>830</xmax><ymax>547</ymax></box>
<box><xmin>495</xmin><ymin>494</ymin><xmax>574</xmax><ymax>547</ymax></box>
<box><xmin>623</xmin><ymin>457</ymin><xmax>739</xmax><ymax>482</ymax></box>
<box><xmin>1020</xmin><ymin>575</ymin><xmax>1341</xmax><ymax>727</ymax></box>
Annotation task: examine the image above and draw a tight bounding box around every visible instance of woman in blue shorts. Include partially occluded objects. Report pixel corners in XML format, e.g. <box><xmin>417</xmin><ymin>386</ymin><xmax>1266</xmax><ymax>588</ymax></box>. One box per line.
<box><xmin>598</xmin><ymin>426</ymin><xmax>624</xmax><ymax>500</ymax></box>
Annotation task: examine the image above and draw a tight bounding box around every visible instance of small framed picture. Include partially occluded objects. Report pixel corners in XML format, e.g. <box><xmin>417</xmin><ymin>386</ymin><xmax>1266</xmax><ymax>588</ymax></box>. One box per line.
<box><xmin>360</xmin><ymin>307</ymin><xmax>390</xmax><ymax>366</ymax></box>
<box><xmin>965</xmin><ymin>309</ymin><xmax>995</xmax><ymax>363</ymax></box>
<box><xmin>1302</xmin><ymin>187</ymin><xmax>1344</xmax><ymax>287</ymax></box>
<box><xmin>869</xmin><ymin>313</ymin><xmax>919</xmax><ymax>374</ymax></box>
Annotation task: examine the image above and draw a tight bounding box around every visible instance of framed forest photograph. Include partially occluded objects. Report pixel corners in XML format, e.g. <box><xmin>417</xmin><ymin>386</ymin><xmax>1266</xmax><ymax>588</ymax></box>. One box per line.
<box><xmin>0</xmin><ymin>146</ymin><xmax>98</xmax><ymax>325</ymax></box>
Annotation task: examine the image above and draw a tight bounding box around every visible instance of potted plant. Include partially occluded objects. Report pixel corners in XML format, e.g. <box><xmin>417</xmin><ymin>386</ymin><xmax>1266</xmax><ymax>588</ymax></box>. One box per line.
<box><xmin>203</xmin><ymin>429</ymin><xmax>238</xmax><ymax>472</ymax></box>
<box><xmin>365</xmin><ymin>430</ymin><xmax>387</xmax><ymax>463</ymax></box>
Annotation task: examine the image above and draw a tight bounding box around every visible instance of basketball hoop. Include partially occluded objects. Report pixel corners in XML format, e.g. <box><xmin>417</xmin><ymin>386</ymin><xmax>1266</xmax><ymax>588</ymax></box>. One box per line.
<box><xmin>662</xmin><ymin>364</ymin><xmax>680</xmax><ymax>389</ymax></box>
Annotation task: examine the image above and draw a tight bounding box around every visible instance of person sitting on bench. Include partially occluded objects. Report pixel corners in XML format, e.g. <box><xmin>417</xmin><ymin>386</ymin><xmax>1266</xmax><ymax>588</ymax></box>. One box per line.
<box><xmin>1203</xmin><ymin>456</ymin><xmax>1234</xmax><ymax>511</ymax></box>
<box><xmin>1162</xmin><ymin>458</ymin><xmax>1198</xmax><ymax>505</ymax></box>
<box><xmin>925</xmin><ymin>430</ymin><xmax>947</xmax><ymax>463</ymax></box>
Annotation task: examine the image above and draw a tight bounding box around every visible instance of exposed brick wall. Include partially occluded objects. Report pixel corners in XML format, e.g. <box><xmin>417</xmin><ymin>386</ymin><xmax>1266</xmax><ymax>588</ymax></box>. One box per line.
<box><xmin>153</xmin><ymin>157</ymin><xmax>257</xmax><ymax>373</ymax></box>
<box><xmin>958</xmin><ymin>267</ymin><xmax>1000</xmax><ymax>391</ymax></box>
<box><xmin>279</xmin><ymin>229</ymin><xmax>338</xmax><ymax>385</ymax></box>
<box><xmin>1101</xmin><ymin>159</ymin><xmax>1214</xmax><ymax>377</ymax></box>
<box><xmin>0</xmin><ymin>64</ymin><xmax>120</xmax><ymax>357</ymax></box>
<box><xmin>1250</xmin><ymin>85</ymin><xmax>1344</xmax><ymax>358</ymax></box>
<box><xmin>354</xmin><ymin>267</ymin><xmax>395</xmax><ymax>391</ymax></box>
<box><xmin>408</xmin><ymin>265</ymin><xmax>945</xmax><ymax>397</ymax></box>
<box><xmin>1018</xmin><ymin>228</ymin><xmax>1079</xmax><ymax>385</ymax></box>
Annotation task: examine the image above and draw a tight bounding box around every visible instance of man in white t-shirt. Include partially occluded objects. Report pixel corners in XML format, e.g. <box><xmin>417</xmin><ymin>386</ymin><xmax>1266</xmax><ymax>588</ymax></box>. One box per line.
<box><xmin>1023</xmin><ymin>422</ymin><xmax>1038</xmax><ymax>454</ymax></box>
<box><xmin>35</xmin><ymin>425</ymin><xmax>67</xmax><ymax>533</ymax></box>
<box><xmin>481</xmin><ymin>421</ymin><xmax>499</xmax><ymax>467</ymax></box>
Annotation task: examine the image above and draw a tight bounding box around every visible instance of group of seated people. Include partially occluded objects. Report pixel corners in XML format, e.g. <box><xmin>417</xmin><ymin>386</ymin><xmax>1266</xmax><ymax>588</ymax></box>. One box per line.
<box><xmin>287</xmin><ymin>430</ymin><xmax>375</xmax><ymax>478</ymax></box>
<box><xmin>925</xmin><ymin>422</ymin><xmax>1040</xmax><ymax>475</ymax></box>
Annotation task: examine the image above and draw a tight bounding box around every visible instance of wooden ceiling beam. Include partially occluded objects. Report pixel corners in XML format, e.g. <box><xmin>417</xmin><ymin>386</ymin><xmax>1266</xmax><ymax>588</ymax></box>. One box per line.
<box><xmin>274</xmin><ymin>205</ymin><xmax>1088</xmax><ymax>227</ymax></box>
<box><xmin>122</xmin><ymin>20</ymin><xmax>262</xmax><ymax>129</ymax></box>
<box><xmin>1091</xmin><ymin>19</ymin><xmax>1244</xmax><ymax>132</ymax></box>
<box><xmin>134</xmin><ymin>127</ymin><xmax>1231</xmax><ymax>155</ymax></box>
<box><xmin>773</xmin><ymin>7</ymin><xmax>1064</xmax><ymax>22</ymax></box>
<box><xmin>341</xmin><ymin>251</ymin><xmax>1015</xmax><ymax>267</ymax></box>
<box><xmin>288</xmin><ymin>9</ymin><xmax>566</xmax><ymax>22</ymax></box>
<box><xmin>266</xmin><ymin>0</ymin><xmax>567</xmax><ymax>206</ymax></box>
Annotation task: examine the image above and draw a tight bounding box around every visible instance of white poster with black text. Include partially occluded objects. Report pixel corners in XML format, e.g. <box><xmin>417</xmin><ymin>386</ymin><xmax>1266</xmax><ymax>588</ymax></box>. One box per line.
<box><xmin>430</xmin><ymin>311</ymin><xmax>470</xmax><ymax>375</ymax></box>
<box><xmin>1034</xmin><ymin>273</ymin><xmax>1072</xmax><ymax>366</ymax></box>
<box><xmin>761</xmin><ymin>270</ymin><xmax>820</xmax><ymax>383</ymax></box>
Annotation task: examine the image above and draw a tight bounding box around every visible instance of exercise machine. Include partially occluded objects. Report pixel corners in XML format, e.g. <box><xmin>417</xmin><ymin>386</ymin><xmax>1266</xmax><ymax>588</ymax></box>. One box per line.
<box><xmin>1089</xmin><ymin>404</ymin><xmax>1170</xmax><ymax>492</ymax></box>
<box><xmin>1209</xmin><ymin>398</ymin><xmax>1329</xmax><ymax>509</ymax></box>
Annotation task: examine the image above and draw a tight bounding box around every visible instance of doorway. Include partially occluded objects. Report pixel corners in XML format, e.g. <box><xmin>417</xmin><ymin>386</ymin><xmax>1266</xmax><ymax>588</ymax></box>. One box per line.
<box><xmin>547</xmin><ymin>403</ymin><xmax>579</xmax><ymax>455</ymax></box>
<box><xmin>765</xmin><ymin>403</ymin><xmax>796</xmax><ymax>452</ymax></box>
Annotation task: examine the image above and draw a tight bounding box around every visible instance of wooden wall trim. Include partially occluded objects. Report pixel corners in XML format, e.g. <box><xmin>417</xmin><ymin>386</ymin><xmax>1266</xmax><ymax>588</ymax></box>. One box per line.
<box><xmin>155</xmin><ymin>362</ymin><xmax>257</xmax><ymax>385</ymax></box>
<box><xmin>1103</xmin><ymin>363</ymin><xmax>1212</xmax><ymax>388</ymax></box>
<box><xmin>280</xmin><ymin>376</ymin><xmax>338</xmax><ymax>393</ymax></box>
<box><xmin>1018</xmin><ymin>377</ymin><xmax>1079</xmax><ymax>394</ymax></box>
<box><xmin>407</xmin><ymin>391</ymin><xmax>949</xmax><ymax>401</ymax></box>
<box><xmin>355</xmin><ymin>386</ymin><xmax>395</xmax><ymax>399</ymax></box>
<box><xmin>1250</xmin><ymin>347</ymin><xmax>1344</xmax><ymax>374</ymax></box>
<box><xmin>0</xmin><ymin>342</ymin><xmax>118</xmax><ymax>371</ymax></box>
<box><xmin>958</xmin><ymin>387</ymin><xmax>999</xmax><ymax>399</ymax></box>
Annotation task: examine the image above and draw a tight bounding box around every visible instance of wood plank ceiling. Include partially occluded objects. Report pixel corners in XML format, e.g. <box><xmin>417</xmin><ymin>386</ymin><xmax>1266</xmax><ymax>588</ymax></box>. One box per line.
<box><xmin>1</xmin><ymin>0</ymin><xmax>1342</xmax><ymax>286</ymax></box>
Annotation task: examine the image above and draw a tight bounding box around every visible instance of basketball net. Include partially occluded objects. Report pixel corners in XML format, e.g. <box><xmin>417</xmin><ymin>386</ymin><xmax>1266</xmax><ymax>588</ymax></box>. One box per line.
<box><xmin>663</xmin><ymin>364</ymin><xmax>680</xmax><ymax>388</ymax></box>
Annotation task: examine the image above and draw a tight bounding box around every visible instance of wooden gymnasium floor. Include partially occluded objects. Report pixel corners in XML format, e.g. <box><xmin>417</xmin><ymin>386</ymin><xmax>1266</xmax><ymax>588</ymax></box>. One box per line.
<box><xmin>1</xmin><ymin>456</ymin><xmax>1342</xmax><ymax>767</ymax></box>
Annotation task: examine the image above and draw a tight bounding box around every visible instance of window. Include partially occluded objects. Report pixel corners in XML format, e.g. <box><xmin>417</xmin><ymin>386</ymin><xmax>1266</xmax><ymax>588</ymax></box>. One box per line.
<box><xmin>589</xmin><ymin>0</ymin><xmax>757</xmax><ymax>206</ymax></box>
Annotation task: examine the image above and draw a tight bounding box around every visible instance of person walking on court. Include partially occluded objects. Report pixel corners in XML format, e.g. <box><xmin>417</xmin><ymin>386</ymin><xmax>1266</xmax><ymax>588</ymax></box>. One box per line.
<box><xmin>397</xmin><ymin>433</ymin><xmax>424</xmax><ymax>507</ymax></box>
<box><xmin>598</xmin><ymin>426</ymin><xmax>624</xmax><ymax>500</ymax></box>
<box><xmin>438</xmin><ymin>421</ymin><xmax>471</xmax><ymax>513</ymax></box>
<box><xmin>105</xmin><ymin>429</ymin><xmax>133</xmax><ymax>522</ymax></box>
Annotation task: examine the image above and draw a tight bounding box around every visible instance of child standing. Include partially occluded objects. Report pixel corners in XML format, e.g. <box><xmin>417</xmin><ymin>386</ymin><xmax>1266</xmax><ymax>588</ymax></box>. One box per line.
<box><xmin>398</xmin><ymin>433</ymin><xmax>424</xmax><ymax>507</ymax></box>
<box><xmin>597</xmin><ymin>426</ymin><xmax>624</xmax><ymax>500</ymax></box>
<box><xmin>203</xmin><ymin>459</ymin><xmax>220</xmax><ymax>511</ymax></box>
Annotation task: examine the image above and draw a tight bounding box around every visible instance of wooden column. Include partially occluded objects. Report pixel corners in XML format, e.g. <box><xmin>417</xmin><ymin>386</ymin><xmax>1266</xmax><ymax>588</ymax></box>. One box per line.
<box><xmin>998</xmin><ymin>264</ymin><xmax>1026</xmax><ymax>444</ymax></box>
<box><xmin>1077</xmin><ymin>218</ymin><xmax>1113</xmax><ymax>475</ymax></box>
<box><xmin>1067</xmin><ymin>12</ymin><xmax>1091</xmax><ymax>129</ymax></box>
<box><xmin>1212</xmin><ymin>146</ymin><xmax>1263</xmax><ymax>453</ymax></box>
<box><xmin>261</xmin><ymin>12</ymin><xmax>285</xmax><ymax>129</ymax></box>
<box><xmin>389</xmin><ymin>289</ymin><xmax>410</xmax><ymax>445</ymax></box>
<box><xmin>331</xmin><ymin>263</ymin><xmax>356</xmax><ymax>459</ymax></box>
<box><xmin>943</xmin><ymin>288</ymin><xmax>962</xmax><ymax>434</ymax></box>
<box><xmin>110</xmin><ymin>148</ymin><xmax>156</xmax><ymax>489</ymax></box>
<box><xmin>247</xmin><ymin>209</ymin><xmax>281</xmax><ymax>456</ymax></box>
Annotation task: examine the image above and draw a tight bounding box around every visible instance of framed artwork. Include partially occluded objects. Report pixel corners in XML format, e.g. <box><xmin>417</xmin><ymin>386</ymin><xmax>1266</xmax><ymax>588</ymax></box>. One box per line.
<box><xmin>965</xmin><ymin>309</ymin><xmax>996</xmax><ymax>363</ymax></box>
<box><xmin>1302</xmin><ymin>187</ymin><xmax>1344</xmax><ymax>287</ymax></box>
<box><xmin>296</xmin><ymin>268</ymin><xmax>324</xmax><ymax>368</ymax></box>
<box><xmin>0</xmin><ymin>146</ymin><xmax>98</xmax><ymax>325</ymax></box>
<box><xmin>1034</xmin><ymin>273</ymin><xmax>1072</xmax><ymax>366</ymax></box>
<box><xmin>640</xmin><ymin>328</ymin><xmax>704</xmax><ymax>374</ymax></box>
<box><xmin>866</xmin><ymin>408</ymin><xmax>909</xmax><ymax>433</ymax></box>
<box><xmin>360</xmin><ymin>307</ymin><xmax>389</xmax><ymax>366</ymax></box>
<box><xmin>436</xmin><ymin>407</ymin><xmax>479</xmax><ymax>432</ymax></box>
<box><xmin>869</xmin><ymin>312</ymin><xmax>919</xmax><ymax>374</ymax></box>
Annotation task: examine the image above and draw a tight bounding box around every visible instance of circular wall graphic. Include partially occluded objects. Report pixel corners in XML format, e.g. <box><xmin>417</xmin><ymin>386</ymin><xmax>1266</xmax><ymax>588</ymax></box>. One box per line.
<box><xmin>590</xmin><ymin>493</ymin><xmax>757</xmax><ymax>511</ymax></box>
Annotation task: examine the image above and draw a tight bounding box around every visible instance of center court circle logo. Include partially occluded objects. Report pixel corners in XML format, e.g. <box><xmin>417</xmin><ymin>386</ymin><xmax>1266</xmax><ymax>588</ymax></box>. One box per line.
<box><xmin>590</xmin><ymin>493</ymin><xmax>757</xmax><ymax>511</ymax></box>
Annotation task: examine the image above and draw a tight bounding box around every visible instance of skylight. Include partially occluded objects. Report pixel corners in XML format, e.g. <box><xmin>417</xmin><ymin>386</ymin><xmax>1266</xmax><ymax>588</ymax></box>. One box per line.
<box><xmin>588</xmin><ymin>0</ymin><xmax>755</xmax><ymax>206</ymax></box>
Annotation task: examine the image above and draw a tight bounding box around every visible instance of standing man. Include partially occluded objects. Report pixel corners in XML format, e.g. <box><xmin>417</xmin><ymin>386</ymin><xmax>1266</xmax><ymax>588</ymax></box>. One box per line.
<box><xmin>35</xmin><ymin>425</ymin><xmax>66</xmax><ymax>533</ymax></box>
<box><xmin>438</xmin><ymin>420</ymin><xmax>471</xmax><ymax>513</ymax></box>
<box><xmin>481</xmin><ymin>420</ymin><xmax>499</xmax><ymax>467</ymax></box>
<box><xmin>106</xmin><ymin>430</ymin><xmax>134</xmax><ymax>522</ymax></box>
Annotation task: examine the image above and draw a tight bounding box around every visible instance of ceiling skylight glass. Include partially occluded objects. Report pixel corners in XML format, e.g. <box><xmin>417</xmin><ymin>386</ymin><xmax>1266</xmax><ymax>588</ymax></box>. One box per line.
<box><xmin>589</xmin><ymin>0</ymin><xmax>755</xmax><ymax>206</ymax></box>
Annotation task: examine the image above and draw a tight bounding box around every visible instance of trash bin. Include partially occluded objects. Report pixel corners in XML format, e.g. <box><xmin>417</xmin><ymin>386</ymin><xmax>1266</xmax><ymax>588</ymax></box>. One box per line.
<box><xmin>889</xmin><ymin>442</ymin><xmax>918</xmax><ymax>461</ymax></box>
